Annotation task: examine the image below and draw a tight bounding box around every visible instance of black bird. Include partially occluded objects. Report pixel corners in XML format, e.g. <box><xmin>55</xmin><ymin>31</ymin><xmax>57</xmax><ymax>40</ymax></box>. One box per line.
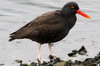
<box><xmin>9</xmin><ymin>2</ymin><xmax>91</xmax><ymax>62</ymax></box>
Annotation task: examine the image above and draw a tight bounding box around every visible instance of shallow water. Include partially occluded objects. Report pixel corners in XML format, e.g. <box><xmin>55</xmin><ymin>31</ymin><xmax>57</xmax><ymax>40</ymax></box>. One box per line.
<box><xmin>0</xmin><ymin>0</ymin><xmax>100</xmax><ymax>66</ymax></box>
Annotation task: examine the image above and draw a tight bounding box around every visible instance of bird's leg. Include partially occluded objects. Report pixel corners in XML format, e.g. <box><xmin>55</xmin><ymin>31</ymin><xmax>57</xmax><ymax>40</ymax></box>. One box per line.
<box><xmin>48</xmin><ymin>43</ymin><xmax>55</xmax><ymax>61</ymax></box>
<box><xmin>37</xmin><ymin>44</ymin><xmax>41</xmax><ymax>64</ymax></box>
<box><xmin>48</xmin><ymin>43</ymin><xmax>61</xmax><ymax>63</ymax></box>
<box><xmin>48</xmin><ymin>43</ymin><xmax>52</xmax><ymax>55</ymax></box>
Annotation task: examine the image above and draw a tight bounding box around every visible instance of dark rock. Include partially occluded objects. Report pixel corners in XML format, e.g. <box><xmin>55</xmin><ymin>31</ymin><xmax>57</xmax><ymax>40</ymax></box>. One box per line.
<box><xmin>49</xmin><ymin>55</ymin><xmax>54</xmax><ymax>60</ymax></box>
<box><xmin>78</xmin><ymin>45</ymin><xmax>87</xmax><ymax>55</ymax></box>
<box><xmin>42</xmin><ymin>61</ymin><xmax>47</xmax><ymax>65</ymax></box>
<box><xmin>99</xmin><ymin>52</ymin><xmax>100</xmax><ymax>55</ymax></box>
<box><xmin>15</xmin><ymin>60</ymin><xmax>22</xmax><ymax>63</ymax></box>
<box><xmin>94</xmin><ymin>55</ymin><xmax>100</xmax><ymax>61</ymax></box>
<box><xmin>72</xmin><ymin>50</ymin><xmax>78</xmax><ymax>53</ymax></box>
<box><xmin>30</xmin><ymin>62</ymin><xmax>37</xmax><ymax>66</ymax></box>
<box><xmin>91</xmin><ymin>64</ymin><xmax>97</xmax><ymax>66</ymax></box>
<box><xmin>68</xmin><ymin>52</ymin><xmax>77</xmax><ymax>57</ymax></box>
<box><xmin>74</xmin><ymin>60</ymin><xmax>82</xmax><ymax>64</ymax></box>
<box><xmin>41</xmin><ymin>61</ymin><xmax>53</xmax><ymax>66</ymax></box>
<box><xmin>15</xmin><ymin>52</ymin><xmax>100</xmax><ymax>66</ymax></box>
<box><xmin>48</xmin><ymin>55</ymin><xmax>61</xmax><ymax>64</ymax></box>
<box><xmin>83</xmin><ymin>58</ymin><xmax>95</xmax><ymax>66</ymax></box>
<box><xmin>84</xmin><ymin>58</ymin><xmax>94</xmax><ymax>62</ymax></box>
<box><xmin>21</xmin><ymin>64</ymin><xmax>28</xmax><ymax>66</ymax></box>
<box><xmin>52</xmin><ymin>57</ymin><xmax>61</xmax><ymax>64</ymax></box>
<box><xmin>53</xmin><ymin>61</ymin><xmax>68</xmax><ymax>66</ymax></box>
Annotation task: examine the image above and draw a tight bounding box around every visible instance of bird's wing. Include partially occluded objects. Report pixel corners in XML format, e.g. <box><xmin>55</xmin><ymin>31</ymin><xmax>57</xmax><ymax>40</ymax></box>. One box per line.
<box><xmin>9</xmin><ymin>22</ymin><xmax>33</xmax><ymax>41</ymax></box>
<box><xmin>9</xmin><ymin>10</ymin><xmax>66</xmax><ymax>41</ymax></box>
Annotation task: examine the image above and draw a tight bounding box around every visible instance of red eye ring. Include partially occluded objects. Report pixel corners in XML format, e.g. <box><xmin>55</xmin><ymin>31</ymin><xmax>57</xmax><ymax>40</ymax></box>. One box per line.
<box><xmin>71</xmin><ymin>6</ymin><xmax>75</xmax><ymax>8</ymax></box>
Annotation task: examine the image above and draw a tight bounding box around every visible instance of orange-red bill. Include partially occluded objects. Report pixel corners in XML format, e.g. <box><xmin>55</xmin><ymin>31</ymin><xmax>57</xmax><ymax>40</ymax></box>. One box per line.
<box><xmin>76</xmin><ymin>10</ymin><xmax>92</xmax><ymax>19</ymax></box>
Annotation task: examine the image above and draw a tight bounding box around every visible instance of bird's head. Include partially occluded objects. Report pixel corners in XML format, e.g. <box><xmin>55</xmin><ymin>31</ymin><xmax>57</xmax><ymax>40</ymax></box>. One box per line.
<box><xmin>61</xmin><ymin>2</ymin><xmax>91</xmax><ymax>19</ymax></box>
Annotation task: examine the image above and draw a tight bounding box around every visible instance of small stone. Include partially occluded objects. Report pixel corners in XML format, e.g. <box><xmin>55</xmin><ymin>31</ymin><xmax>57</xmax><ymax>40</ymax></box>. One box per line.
<box><xmin>68</xmin><ymin>52</ymin><xmax>77</xmax><ymax>57</ymax></box>
<box><xmin>99</xmin><ymin>52</ymin><xmax>100</xmax><ymax>55</ymax></box>
<box><xmin>78</xmin><ymin>45</ymin><xmax>87</xmax><ymax>55</ymax></box>
<box><xmin>94</xmin><ymin>55</ymin><xmax>100</xmax><ymax>61</ymax></box>
<box><xmin>83</xmin><ymin>58</ymin><xmax>95</xmax><ymax>66</ymax></box>
<box><xmin>74</xmin><ymin>60</ymin><xmax>82</xmax><ymax>64</ymax></box>
<box><xmin>42</xmin><ymin>61</ymin><xmax>47</xmax><ymax>65</ymax></box>
<box><xmin>53</xmin><ymin>57</ymin><xmax>61</xmax><ymax>64</ymax></box>
<box><xmin>53</xmin><ymin>61</ymin><xmax>67</xmax><ymax>66</ymax></box>
<box><xmin>21</xmin><ymin>64</ymin><xmax>28</xmax><ymax>66</ymax></box>
<box><xmin>67</xmin><ymin>60</ymin><xmax>73</xmax><ymax>63</ymax></box>
<box><xmin>49</xmin><ymin>55</ymin><xmax>54</xmax><ymax>60</ymax></box>
<box><xmin>15</xmin><ymin>60</ymin><xmax>22</xmax><ymax>63</ymax></box>
<box><xmin>84</xmin><ymin>58</ymin><xmax>94</xmax><ymax>62</ymax></box>
<box><xmin>72</xmin><ymin>50</ymin><xmax>78</xmax><ymax>53</ymax></box>
<box><xmin>29</xmin><ymin>62</ymin><xmax>37</xmax><ymax>66</ymax></box>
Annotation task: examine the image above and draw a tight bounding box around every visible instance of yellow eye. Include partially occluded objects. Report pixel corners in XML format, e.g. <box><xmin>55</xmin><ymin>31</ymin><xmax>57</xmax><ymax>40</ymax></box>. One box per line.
<box><xmin>71</xmin><ymin>6</ymin><xmax>75</xmax><ymax>8</ymax></box>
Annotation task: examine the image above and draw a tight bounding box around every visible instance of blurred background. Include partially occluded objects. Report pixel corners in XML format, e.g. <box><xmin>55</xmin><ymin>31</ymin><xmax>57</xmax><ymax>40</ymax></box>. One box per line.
<box><xmin>0</xmin><ymin>0</ymin><xmax>100</xmax><ymax>66</ymax></box>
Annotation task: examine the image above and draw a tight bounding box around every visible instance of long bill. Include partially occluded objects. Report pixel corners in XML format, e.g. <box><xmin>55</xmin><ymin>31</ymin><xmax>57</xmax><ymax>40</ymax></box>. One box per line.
<box><xmin>76</xmin><ymin>10</ymin><xmax>92</xmax><ymax>19</ymax></box>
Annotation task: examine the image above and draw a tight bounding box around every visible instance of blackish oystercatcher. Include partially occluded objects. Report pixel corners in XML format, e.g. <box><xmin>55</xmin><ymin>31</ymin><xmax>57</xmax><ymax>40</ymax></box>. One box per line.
<box><xmin>9</xmin><ymin>2</ymin><xmax>91</xmax><ymax>63</ymax></box>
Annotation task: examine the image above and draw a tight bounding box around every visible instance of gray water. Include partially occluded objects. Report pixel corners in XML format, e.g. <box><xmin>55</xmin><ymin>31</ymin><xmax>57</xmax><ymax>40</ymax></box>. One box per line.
<box><xmin>0</xmin><ymin>0</ymin><xmax>100</xmax><ymax>66</ymax></box>
<box><xmin>0</xmin><ymin>0</ymin><xmax>99</xmax><ymax>40</ymax></box>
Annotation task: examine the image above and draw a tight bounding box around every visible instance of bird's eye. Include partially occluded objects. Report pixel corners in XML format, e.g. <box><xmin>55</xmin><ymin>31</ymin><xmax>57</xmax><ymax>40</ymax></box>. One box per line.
<box><xmin>70</xmin><ymin>6</ymin><xmax>75</xmax><ymax>8</ymax></box>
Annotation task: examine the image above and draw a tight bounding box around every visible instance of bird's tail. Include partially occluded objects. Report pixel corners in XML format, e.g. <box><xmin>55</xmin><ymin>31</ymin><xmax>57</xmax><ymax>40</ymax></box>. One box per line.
<box><xmin>9</xmin><ymin>37</ymin><xmax>15</xmax><ymax>41</ymax></box>
<box><xmin>9</xmin><ymin>32</ymin><xmax>16</xmax><ymax>41</ymax></box>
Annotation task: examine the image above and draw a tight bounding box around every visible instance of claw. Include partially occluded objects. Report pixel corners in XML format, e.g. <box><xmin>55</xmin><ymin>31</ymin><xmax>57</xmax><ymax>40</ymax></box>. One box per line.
<box><xmin>37</xmin><ymin>58</ymin><xmax>41</xmax><ymax>66</ymax></box>
<box><xmin>49</xmin><ymin>55</ymin><xmax>55</xmax><ymax>60</ymax></box>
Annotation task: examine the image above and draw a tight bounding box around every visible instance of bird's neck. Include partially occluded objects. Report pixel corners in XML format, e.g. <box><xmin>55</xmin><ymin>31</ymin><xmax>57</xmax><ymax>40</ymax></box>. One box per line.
<box><xmin>61</xmin><ymin>11</ymin><xmax>75</xmax><ymax>18</ymax></box>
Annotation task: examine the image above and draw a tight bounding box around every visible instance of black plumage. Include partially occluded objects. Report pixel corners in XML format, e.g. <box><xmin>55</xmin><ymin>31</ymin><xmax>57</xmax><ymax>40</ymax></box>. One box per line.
<box><xmin>9</xmin><ymin>2</ymin><xmax>78</xmax><ymax>44</ymax></box>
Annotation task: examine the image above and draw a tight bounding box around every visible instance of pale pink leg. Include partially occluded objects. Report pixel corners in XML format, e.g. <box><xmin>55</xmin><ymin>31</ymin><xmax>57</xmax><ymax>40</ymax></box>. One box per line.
<box><xmin>48</xmin><ymin>43</ymin><xmax>52</xmax><ymax>55</ymax></box>
<box><xmin>37</xmin><ymin>44</ymin><xmax>41</xmax><ymax>64</ymax></box>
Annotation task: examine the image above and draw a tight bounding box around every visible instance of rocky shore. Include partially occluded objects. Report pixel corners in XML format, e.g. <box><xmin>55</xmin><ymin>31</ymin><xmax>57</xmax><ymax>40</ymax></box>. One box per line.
<box><xmin>16</xmin><ymin>52</ymin><xmax>100</xmax><ymax>66</ymax></box>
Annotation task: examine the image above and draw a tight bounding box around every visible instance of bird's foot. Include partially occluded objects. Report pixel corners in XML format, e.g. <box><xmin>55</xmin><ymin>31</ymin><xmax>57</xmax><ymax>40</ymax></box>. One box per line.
<box><xmin>37</xmin><ymin>58</ymin><xmax>41</xmax><ymax>66</ymax></box>
<box><xmin>49</xmin><ymin>55</ymin><xmax>55</xmax><ymax>60</ymax></box>
<box><xmin>48</xmin><ymin>55</ymin><xmax>61</xmax><ymax>64</ymax></box>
